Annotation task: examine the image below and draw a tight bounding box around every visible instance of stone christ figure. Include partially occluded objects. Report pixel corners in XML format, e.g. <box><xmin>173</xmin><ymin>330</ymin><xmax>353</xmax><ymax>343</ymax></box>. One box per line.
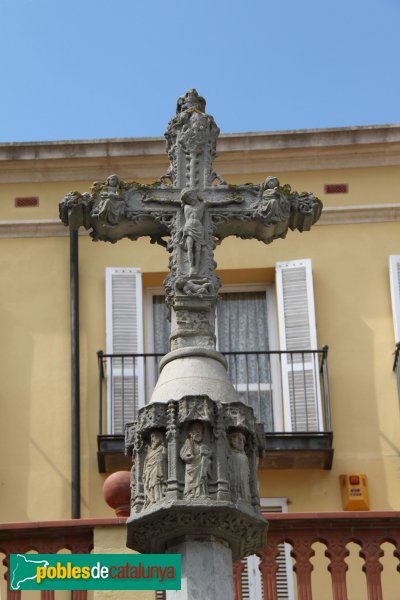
<box><xmin>178</xmin><ymin>188</ymin><xmax>207</xmax><ymax>276</ymax></box>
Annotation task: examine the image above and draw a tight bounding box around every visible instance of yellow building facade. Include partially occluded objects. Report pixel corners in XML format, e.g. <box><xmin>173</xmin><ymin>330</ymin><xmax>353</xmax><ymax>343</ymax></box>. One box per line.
<box><xmin>1</xmin><ymin>124</ymin><xmax>400</xmax><ymax>598</ymax></box>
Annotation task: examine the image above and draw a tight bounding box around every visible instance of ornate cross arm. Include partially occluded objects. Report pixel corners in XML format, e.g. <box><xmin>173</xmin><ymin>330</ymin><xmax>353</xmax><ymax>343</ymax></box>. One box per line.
<box><xmin>59</xmin><ymin>175</ymin><xmax>321</xmax><ymax>245</ymax></box>
<box><xmin>59</xmin><ymin>177</ymin><xmax>177</xmax><ymax>246</ymax></box>
<box><xmin>209</xmin><ymin>178</ymin><xmax>322</xmax><ymax>244</ymax></box>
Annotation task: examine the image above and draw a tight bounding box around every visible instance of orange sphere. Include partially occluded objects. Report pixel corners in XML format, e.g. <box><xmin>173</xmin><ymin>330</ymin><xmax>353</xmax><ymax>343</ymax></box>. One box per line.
<box><xmin>102</xmin><ymin>471</ymin><xmax>131</xmax><ymax>517</ymax></box>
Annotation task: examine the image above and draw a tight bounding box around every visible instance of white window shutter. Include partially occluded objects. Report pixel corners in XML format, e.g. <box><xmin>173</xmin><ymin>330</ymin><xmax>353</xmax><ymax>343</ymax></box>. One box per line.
<box><xmin>105</xmin><ymin>268</ymin><xmax>144</xmax><ymax>434</ymax></box>
<box><xmin>389</xmin><ymin>256</ymin><xmax>400</xmax><ymax>344</ymax></box>
<box><xmin>275</xmin><ymin>259</ymin><xmax>323</xmax><ymax>432</ymax></box>
<box><xmin>240</xmin><ymin>554</ymin><xmax>261</xmax><ymax>599</ymax></box>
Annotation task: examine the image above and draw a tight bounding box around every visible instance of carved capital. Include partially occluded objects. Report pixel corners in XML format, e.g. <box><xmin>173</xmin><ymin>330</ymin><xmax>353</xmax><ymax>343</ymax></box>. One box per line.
<box><xmin>224</xmin><ymin>401</ymin><xmax>256</xmax><ymax>433</ymax></box>
<box><xmin>127</xmin><ymin>502</ymin><xmax>267</xmax><ymax>561</ymax></box>
<box><xmin>178</xmin><ymin>395</ymin><xmax>215</xmax><ymax>425</ymax></box>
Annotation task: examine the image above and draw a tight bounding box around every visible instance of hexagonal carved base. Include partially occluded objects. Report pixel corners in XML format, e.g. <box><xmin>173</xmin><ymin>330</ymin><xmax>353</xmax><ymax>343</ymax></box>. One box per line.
<box><xmin>125</xmin><ymin>394</ymin><xmax>267</xmax><ymax>561</ymax></box>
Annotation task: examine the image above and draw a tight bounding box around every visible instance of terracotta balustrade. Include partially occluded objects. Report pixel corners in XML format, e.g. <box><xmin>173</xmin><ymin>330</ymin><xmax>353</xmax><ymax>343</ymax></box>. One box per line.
<box><xmin>233</xmin><ymin>511</ymin><xmax>400</xmax><ymax>600</ymax></box>
<box><xmin>1</xmin><ymin>513</ymin><xmax>400</xmax><ymax>599</ymax></box>
<box><xmin>0</xmin><ymin>518</ymin><xmax>123</xmax><ymax>600</ymax></box>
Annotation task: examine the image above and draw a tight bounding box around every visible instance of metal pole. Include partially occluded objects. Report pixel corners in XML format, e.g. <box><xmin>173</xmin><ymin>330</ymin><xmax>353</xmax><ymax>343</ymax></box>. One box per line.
<box><xmin>70</xmin><ymin>229</ymin><xmax>81</xmax><ymax>519</ymax></box>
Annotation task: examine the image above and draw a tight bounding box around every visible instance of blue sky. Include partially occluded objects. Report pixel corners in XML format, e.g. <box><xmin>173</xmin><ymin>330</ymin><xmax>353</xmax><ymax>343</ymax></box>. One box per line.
<box><xmin>1</xmin><ymin>0</ymin><xmax>399</xmax><ymax>142</ymax></box>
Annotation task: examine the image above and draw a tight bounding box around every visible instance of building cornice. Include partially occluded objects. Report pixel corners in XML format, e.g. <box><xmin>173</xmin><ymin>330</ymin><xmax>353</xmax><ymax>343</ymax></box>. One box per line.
<box><xmin>0</xmin><ymin>124</ymin><xmax>400</xmax><ymax>183</ymax></box>
<box><xmin>1</xmin><ymin>204</ymin><xmax>399</xmax><ymax>238</ymax></box>
<box><xmin>0</xmin><ymin>219</ymin><xmax>71</xmax><ymax>238</ymax></box>
<box><xmin>318</xmin><ymin>203</ymin><xmax>400</xmax><ymax>225</ymax></box>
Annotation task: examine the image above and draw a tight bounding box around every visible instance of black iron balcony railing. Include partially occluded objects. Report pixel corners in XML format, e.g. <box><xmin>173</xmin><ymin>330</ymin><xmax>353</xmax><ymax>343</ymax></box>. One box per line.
<box><xmin>96</xmin><ymin>347</ymin><xmax>333</xmax><ymax>472</ymax></box>
<box><xmin>97</xmin><ymin>347</ymin><xmax>331</xmax><ymax>436</ymax></box>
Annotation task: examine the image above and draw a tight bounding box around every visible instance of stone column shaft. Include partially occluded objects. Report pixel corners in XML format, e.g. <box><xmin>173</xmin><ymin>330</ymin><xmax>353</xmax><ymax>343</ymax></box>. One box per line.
<box><xmin>166</xmin><ymin>540</ymin><xmax>234</xmax><ymax>600</ymax></box>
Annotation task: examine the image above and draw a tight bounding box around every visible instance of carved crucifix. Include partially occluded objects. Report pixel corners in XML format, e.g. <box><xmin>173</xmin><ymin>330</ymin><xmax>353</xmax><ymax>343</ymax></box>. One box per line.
<box><xmin>60</xmin><ymin>90</ymin><xmax>323</xmax><ymax>561</ymax></box>
<box><xmin>60</xmin><ymin>89</ymin><xmax>322</xmax><ymax>353</ymax></box>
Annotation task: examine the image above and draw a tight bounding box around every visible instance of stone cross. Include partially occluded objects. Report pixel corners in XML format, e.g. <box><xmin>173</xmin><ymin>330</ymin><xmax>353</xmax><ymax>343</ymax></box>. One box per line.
<box><xmin>60</xmin><ymin>88</ymin><xmax>321</xmax><ymax>353</ymax></box>
<box><xmin>59</xmin><ymin>90</ymin><xmax>322</xmax><ymax>597</ymax></box>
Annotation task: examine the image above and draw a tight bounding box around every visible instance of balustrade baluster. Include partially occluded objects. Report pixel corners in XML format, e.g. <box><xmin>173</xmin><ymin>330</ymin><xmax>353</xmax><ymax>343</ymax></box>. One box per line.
<box><xmin>40</xmin><ymin>591</ymin><xmax>55</xmax><ymax>600</ymax></box>
<box><xmin>258</xmin><ymin>532</ymin><xmax>282</xmax><ymax>600</ymax></box>
<box><xmin>359</xmin><ymin>534</ymin><xmax>384</xmax><ymax>600</ymax></box>
<box><xmin>70</xmin><ymin>536</ymin><xmax>92</xmax><ymax>600</ymax></box>
<box><xmin>7</xmin><ymin>590</ymin><xmax>21</xmax><ymax>600</ymax></box>
<box><xmin>392</xmin><ymin>537</ymin><xmax>400</xmax><ymax>573</ymax></box>
<box><xmin>324</xmin><ymin>534</ymin><xmax>349</xmax><ymax>600</ymax></box>
<box><xmin>291</xmin><ymin>536</ymin><xmax>315</xmax><ymax>600</ymax></box>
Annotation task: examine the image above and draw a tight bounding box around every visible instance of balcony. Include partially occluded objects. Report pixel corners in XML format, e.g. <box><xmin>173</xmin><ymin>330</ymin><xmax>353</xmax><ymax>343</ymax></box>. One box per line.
<box><xmin>97</xmin><ymin>348</ymin><xmax>333</xmax><ymax>473</ymax></box>
<box><xmin>1</xmin><ymin>512</ymin><xmax>400</xmax><ymax>599</ymax></box>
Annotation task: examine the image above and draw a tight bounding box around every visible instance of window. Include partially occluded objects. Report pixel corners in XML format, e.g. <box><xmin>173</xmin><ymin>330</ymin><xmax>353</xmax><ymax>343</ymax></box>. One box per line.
<box><xmin>105</xmin><ymin>259</ymin><xmax>322</xmax><ymax>435</ymax></box>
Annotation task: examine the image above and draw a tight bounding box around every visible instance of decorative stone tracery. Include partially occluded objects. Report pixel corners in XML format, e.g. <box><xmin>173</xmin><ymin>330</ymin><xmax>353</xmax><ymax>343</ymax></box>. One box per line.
<box><xmin>125</xmin><ymin>397</ymin><xmax>262</xmax><ymax>509</ymax></box>
<box><xmin>124</xmin><ymin>395</ymin><xmax>266</xmax><ymax>556</ymax></box>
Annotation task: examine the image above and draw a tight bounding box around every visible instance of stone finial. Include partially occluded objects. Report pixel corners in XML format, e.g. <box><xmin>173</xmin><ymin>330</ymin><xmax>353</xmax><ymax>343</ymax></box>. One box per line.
<box><xmin>176</xmin><ymin>88</ymin><xmax>206</xmax><ymax>114</ymax></box>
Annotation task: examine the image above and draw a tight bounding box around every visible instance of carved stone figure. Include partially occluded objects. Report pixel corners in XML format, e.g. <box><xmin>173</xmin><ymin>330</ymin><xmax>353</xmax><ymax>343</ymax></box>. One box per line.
<box><xmin>228</xmin><ymin>430</ymin><xmax>251</xmax><ymax>502</ymax></box>
<box><xmin>180</xmin><ymin>421</ymin><xmax>212</xmax><ymax>498</ymax></box>
<box><xmin>177</xmin><ymin>189</ymin><xmax>207</xmax><ymax>276</ymax></box>
<box><xmin>176</xmin><ymin>88</ymin><xmax>206</xmax><ymax>113</ymax></box>
<box><xmin>59</xmin><ymin>191</ymin><xmax>92</xmax><ymax>230</ymax></box>
<box><xmin>176</xmin><ymin>276</ymin><xmax>214</xmax><ymax>297</ymax></box>
<box><xmin>92</xmin><ymin>174</ymin><xmax>126</xmax><ymax>227</ymax></box>
<box><xmin>143</xmin><ymin>430</ymin><xmax>167</xmax><ymax>506</ymax></box>
<box><xmin>259</xmin><ymin>176</ymin><xmax>291</xmax><ymax>223</ymax></box>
